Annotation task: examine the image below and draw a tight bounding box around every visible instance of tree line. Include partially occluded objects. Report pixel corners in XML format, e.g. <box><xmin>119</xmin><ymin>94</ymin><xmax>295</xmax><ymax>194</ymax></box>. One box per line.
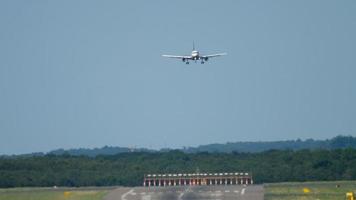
<box><xmin>184</xmin><ymin>135</ymin><xmax>356</xmax><ymax>153</ymax></box>
<box><xmin>38</xmin><ymin>135</ymin><xmax>356</xmax><ymax>157</ymax></box>
<box><xmin>1</xmin><ymin>148</ymin><xmax>356</xmax><ymax>188</ymax></box>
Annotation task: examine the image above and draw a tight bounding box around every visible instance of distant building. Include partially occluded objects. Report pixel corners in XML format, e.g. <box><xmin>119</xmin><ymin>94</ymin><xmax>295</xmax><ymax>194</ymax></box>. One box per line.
<box><xmin>143</xmin><ymin>172</ymin><xmax>253</xmax><ymax>187</ymax></box>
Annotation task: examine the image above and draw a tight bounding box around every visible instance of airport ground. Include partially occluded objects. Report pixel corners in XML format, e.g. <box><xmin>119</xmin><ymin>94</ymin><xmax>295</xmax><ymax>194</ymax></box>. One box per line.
<box><xmin>0</xmin><ymin>181</ymin><xmax>355</xmax><ymax>200</ymax></box>
<box><xmin>104</xmin><ymin>185</ymin><xmax>263</xmax><ymax>200</ymax></box>
<box><xmin>265</xmin><ymin>181</ymin><xmax>356</xmax><ymax>200</ymax></box>
<box><xmin>0</xmin><ymin>186</ymin><xmax>112</xmax><ymax>200</ymax></box>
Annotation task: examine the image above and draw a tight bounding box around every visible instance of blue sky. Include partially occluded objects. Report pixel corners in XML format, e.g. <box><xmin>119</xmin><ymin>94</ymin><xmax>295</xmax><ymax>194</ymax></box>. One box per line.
<box><xmin>1</xmin><ymin>1</ymin><xmax>355</xmax><ymax>154</ymax></box>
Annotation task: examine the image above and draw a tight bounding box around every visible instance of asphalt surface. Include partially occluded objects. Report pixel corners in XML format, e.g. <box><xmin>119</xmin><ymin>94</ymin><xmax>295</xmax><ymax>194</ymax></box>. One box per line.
<box><xmin>104</xmin><ymin>185</ymin><xmax>264</xmax><ymax>200</ymax></box>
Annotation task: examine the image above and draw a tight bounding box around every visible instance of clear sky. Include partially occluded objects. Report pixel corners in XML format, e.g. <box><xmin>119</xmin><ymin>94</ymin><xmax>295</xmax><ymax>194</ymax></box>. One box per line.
<box><xmin>1</xmin><ymin>1</ymin><xmax>356</xmax><ymax>154</ymax></box>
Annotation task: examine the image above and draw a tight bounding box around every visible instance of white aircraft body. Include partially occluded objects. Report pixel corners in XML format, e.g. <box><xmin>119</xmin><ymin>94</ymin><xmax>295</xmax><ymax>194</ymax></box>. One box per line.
<box><xmin>162</xmin><ymin>43</ymin><xmax>227</xmax><ymax>64</ymax></box>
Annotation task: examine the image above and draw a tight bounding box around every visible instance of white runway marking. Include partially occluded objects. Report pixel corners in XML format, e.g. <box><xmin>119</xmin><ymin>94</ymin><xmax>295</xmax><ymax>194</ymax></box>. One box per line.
<box><xmin>212</xmin><ymin>193</ymin><xmax>223</xmax><ymax>197</ymax></box>
<box><xmin>178</xmin><ymin>186</ymin><xmax>191</xmax><ymax>200</ymax></box>
<box><xmin>141</xmin><ymin>195</ymin><xmax>151</xmax><ymax>200</ymax></box>
<box><xmin>140</xmin><ymin>192</ymin><xmax>146</xmax><ymax>195</ymax></box>
<box><xmin>178</xmin><ymin>191</ymin><xmax>185</xmax><ymax>200</ymax></box>
<box><xmin>225</xmin><ymin>190</ymin><xmax>230</xmax><ymax>193</ymax></box>
<box><xmin>234</xmin><ymin>190</ymin><xmax>240</xmax><ymax>193</ymax></box>
<box><xmin>241</xmin><ymin>188</ymin><xmax>246</xmax><ymax>195</ymax></box>
<box><xmin>121</xmin><ymin>189</ymin><xmax>134</xmax><ymax>200</ymax></box>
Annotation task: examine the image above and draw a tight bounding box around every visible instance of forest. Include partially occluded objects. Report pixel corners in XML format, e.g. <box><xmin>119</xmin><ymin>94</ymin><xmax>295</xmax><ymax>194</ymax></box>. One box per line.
<box><xmin>1</xmin><ymin>148</ymin><xmax>356</xmax><ymax>188</ymax></box>
<box><xmin>22</xmin><ymin>135</ymin><xmax>356</xmax><ymax>157</ymax></box>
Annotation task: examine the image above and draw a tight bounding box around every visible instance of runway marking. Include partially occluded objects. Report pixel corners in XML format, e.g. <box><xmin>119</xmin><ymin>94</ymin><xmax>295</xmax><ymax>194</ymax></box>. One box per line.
<box><xmin>225</xmin><ymin>190</ymin><xmax>230</xmax><ymax>193</ymax></box>
<box><xmin>212</xmin><ymin>193</ymin><xmax>222</xmax><ymax>197</ymax></box>
<box><xmin>141</xmin><ymin>195</ymin><xmax>151</xmax><ymax>200</ymax></box>
<box><xmin>121</xmin><ymin>189</ymin><xmax>134</xmax><ymax>200</ymax></box>
<box><xmin>234</xmin><ymin>190</ymin><xmax>240</xmax><ymax>193</ymax></box>
<box><xmin>241</xmin><ymin>188</ymin><xmax>246</xmax><ymax>195</ymax></box>
<box><xmin>178</xmin><ymin>186</ymin><xmax>191</xmax><ymax>200</ymax></box>
<box><xmin>178</xmin><ymin>191</ymin><xmax>184</xmax><ymax>200</ymax></box>
<box><xmin>140</xmin><ymin>192</ymin><xmax>146</xmax><ymax>195</ymax></box>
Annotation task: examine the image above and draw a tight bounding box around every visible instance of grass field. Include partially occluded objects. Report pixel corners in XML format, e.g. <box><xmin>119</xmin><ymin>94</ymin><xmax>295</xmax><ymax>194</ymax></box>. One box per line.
<box><xmin>0</xmin><ymin>187</ymin><xmax>111</xmax><ymax>200</ymax></box>
<box><xmin>265</xmin><ymin>181</ymin><xmax>356</xmax><ymax>200</ymax></box>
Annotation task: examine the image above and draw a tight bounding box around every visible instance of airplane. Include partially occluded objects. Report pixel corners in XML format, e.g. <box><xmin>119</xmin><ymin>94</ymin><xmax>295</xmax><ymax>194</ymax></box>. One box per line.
<box><xmin>162</xmin><ymin>43</ymin><xmax>227</xmax><ymax>64</ymax></box>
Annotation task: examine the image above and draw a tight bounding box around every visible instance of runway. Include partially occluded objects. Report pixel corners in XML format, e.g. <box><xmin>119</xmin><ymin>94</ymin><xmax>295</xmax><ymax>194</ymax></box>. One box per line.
<box><xmin>104</xmin><ymin>185</ymin><xmax>264</xmax><ymax>200</ymax></box>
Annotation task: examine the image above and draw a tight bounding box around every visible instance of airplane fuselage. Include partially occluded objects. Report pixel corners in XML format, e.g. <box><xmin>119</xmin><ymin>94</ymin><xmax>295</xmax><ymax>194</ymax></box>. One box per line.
<box><xmin>162</xmin><ymin>44</ymin><xmax>226</xmax><ymax>64</ymax></box>
<box><xmin>192</xmin><ymin>50</ymin><xmax>199</xmax><ymax>57</ymax></box>
<box><xmin>191</xmin><ymin>50</ymin><xmax>201</xmax><ymax>60</ymax></box>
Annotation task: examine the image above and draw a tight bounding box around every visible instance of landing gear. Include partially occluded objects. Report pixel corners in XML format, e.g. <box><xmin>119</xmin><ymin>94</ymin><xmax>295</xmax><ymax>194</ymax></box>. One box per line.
<box><xmin>186</xmin><ymin>62</ymin><xmax>189</xmax><ymax>64</ymax></box>
<box><xmin>201</xmin><ymin>61</ymin><xmax>204</xmax><ymax>64</ymax></box>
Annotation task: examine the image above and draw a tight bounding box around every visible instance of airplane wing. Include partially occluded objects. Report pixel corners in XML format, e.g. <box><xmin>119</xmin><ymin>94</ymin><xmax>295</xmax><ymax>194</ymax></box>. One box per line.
<box><xmin>201</xmin><ymin>53</ymin><xmax>227</xmax><ymax>58</ymax></box>
<box><xmin>162</xmin><ymin>55</ymin><xmax>192</xmax><ymax>59</ymax></box>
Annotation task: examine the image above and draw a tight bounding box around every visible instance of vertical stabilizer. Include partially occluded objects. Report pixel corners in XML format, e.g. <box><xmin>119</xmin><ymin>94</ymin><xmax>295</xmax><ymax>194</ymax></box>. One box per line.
<box><xmin>193</xmin><ymin>41</ymin><xmax>195</xmax><ymax>51</ymax></box>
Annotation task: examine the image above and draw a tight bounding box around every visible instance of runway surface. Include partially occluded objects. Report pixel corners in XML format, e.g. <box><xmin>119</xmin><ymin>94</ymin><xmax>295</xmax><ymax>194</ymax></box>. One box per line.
<box><xmin>104</xmin><ymin>185</ymin><xmax>264</xmax><ymax>200</ymax></box>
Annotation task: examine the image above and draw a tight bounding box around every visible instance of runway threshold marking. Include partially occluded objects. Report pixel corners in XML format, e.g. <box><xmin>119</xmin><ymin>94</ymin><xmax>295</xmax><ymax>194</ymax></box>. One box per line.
<box><xmin>142</xmin><ymin>195</ymin><xmax>151</xmax><ymax>200</ymax></box>
<box><xmin>178</xmin><ymin>186</ymin><xmax>191</xmax><ymax>200</ymax></box>
<box><xmin>121</xmin><ymin>189</ymin><xmax>134</xmax><ymax>200</ymax></box>
<box><xmin>178</xmin><ymin>191</ymin><xmax>185</xmax><ymax>200</ymax></box>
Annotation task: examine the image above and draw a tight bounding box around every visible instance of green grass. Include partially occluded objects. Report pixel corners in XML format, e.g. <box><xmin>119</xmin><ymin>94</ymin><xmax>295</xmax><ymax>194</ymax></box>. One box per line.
<box><xmin>0</xmin><ymin>187</ymin><xmax>110</xmax><ymax>200</ymax></box>
<box><xmin>265</xmin><ymin>180</ymin><xmax>356</xmax><ymax>200</ymax></box>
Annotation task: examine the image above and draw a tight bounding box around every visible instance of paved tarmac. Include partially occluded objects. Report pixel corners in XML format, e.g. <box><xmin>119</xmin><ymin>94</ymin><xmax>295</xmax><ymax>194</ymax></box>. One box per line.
<box><xmin>104</xmin><ymin>185</ymin><xmax>264</xmax><ymax>200</ymax></box>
